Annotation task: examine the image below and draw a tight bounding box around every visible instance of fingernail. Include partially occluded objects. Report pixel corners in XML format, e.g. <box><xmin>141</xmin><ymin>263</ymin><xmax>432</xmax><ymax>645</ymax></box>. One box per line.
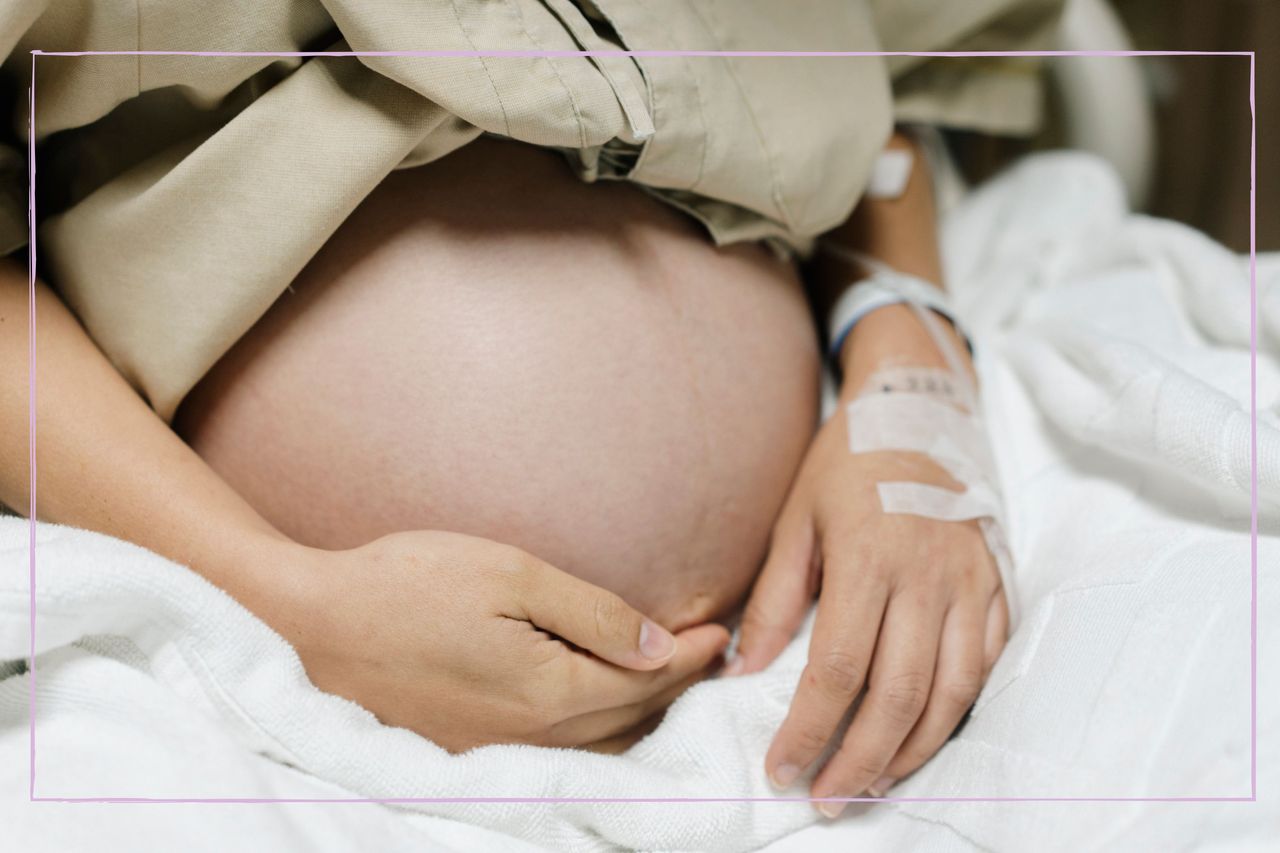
<box><xmin>868</xmin><ymin>775</ymin><xmax>897</xmax><ymax>798</ymax></box>
<box><xmin>817</xmin><ymin>800</ymin><xmax>846</xmax><ymax>819</ymax></box>
<box><xmin>769</xmin><ymin>763</ymin><xmax>801</xmax><ymax>790</ymax></box>
<box><xmin>638</xmin><ymin>620</ymin><xmax>675</xmax><ymax>661</ymax></box>
<box><xmin>723</xmin><ymin>657</ymin><xmax>745</xmax><ymax>677</ymax></box>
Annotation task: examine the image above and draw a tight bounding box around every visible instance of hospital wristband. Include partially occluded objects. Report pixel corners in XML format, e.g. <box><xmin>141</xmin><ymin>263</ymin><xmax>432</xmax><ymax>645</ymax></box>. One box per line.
<box><xmin>824</xmin><ymin>255</ymin><xmax>971</xmax><ymax>365</ymax></box>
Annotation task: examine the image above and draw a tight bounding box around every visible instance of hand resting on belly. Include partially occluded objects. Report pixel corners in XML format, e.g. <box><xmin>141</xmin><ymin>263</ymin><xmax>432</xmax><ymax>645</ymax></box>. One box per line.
<box><xmin>176</xmin><ymin>138</ymin><xmax>821</xmax><ymax>634</ymax></box>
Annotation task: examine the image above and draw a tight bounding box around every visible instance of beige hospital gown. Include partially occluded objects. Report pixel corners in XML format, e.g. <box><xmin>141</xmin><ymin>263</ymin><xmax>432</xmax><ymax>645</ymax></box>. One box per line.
<box><xmin>0</xmin><ymin>0</ymin><xmax>1062</xmax><ymax>420</ymax></box>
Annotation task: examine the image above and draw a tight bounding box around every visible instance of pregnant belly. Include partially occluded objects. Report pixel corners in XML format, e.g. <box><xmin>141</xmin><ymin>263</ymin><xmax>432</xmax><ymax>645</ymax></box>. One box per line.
<box><xmin>174</xmin><ymin>138</ymin><xmax>820</xmax><ymax>631</ymax></box>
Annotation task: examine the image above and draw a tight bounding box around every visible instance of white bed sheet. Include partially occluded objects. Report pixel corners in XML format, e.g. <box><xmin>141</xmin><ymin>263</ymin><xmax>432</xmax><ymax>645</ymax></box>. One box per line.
<box><xmin>3</xmin><ymin>153</ymin><xmax>1278</xmax><ymax>852</ymax></box>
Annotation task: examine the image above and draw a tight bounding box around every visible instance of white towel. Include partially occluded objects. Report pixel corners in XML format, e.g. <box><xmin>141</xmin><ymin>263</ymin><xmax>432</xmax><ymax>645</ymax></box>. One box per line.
<box><xmin>3</xmin><ymin>152</ymin><xmax>1278</xmax><ymax>852</ymax></box>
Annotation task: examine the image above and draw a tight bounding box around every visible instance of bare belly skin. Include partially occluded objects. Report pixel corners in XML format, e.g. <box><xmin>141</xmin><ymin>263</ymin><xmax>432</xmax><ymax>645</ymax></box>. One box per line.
<box><xmin>174</xmin><ymin>137</ymin><xmax>820</xmax><ymax>632</ymax></box>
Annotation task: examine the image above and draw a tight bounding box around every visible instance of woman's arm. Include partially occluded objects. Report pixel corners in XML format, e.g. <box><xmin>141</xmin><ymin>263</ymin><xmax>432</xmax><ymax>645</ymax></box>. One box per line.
<box><xmin>808</xmin><ymin>132</ymin><xmax>948</xmax><ymax>323</ymax></box>
<box><xmin>810</xmin><ymin>130</ymin><xmax>970</xmax><ymax>383</ymax></box>
<box><xmin>733</xmin><ymin>131</ymin><xmax>1009</xmax><ymax>813</ymax></box>
<box><xmin>0</xmin><ymin>263</ymin><xmax>297</xmax><ymax>611</ymax></box>
<box><xmin>0</xmin><ymin>259</ymin><xmax>729</xmax><ymax>750</ymax></box>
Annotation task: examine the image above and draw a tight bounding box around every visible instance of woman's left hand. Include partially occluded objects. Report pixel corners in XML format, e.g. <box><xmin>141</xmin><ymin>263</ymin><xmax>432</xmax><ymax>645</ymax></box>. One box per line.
<box><xmin>728</xmin><ymin>312</ymin><xmax>1009</xmax><ymax>817</ymax></box>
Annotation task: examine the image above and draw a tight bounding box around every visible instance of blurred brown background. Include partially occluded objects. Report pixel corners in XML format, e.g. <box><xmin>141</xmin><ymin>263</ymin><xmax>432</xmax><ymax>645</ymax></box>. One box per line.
<box><xmin>954</xmin><ymin>0</ymin><xmax>1273</xmax><ymax>253</ymax></box>
<box><xmin>1116</xmin><ymin>0</ymin><xmax>1273</xmax><ymax>252</ymax></box>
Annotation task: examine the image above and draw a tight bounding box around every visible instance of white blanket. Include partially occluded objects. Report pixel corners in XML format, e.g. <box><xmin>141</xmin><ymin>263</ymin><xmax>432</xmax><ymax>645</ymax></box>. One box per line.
<box><xmin>3</xmin><ymin>153</ymin><xmax>1278</xmax><ymax>852</ymax></box>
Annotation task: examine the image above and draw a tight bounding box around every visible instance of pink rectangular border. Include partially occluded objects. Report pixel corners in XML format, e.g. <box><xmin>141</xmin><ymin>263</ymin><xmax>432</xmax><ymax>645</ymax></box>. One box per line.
<box><xmin>24</xmin><ymin>48</ymin><xmax>1259</xmax><ymax>807</ymax></box>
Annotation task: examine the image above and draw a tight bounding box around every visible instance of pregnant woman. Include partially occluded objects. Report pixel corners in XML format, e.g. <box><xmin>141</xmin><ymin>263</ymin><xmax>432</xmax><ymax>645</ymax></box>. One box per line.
<box><xmin>0</xmin><ymin>0</ymin><xmax>1057</xmax><ymax>816</ymax></box>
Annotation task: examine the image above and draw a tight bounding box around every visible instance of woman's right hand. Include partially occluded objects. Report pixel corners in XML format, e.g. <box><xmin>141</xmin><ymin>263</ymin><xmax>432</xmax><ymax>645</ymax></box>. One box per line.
<box><xmin>0</xmin><ymin>275</ymin><xmax>728</xmax><ymax>753</ymax></box>
<box><xmin>259</xmin><ymin>530</ymin><xmax>731</xmax><ymax>752</ymax></box>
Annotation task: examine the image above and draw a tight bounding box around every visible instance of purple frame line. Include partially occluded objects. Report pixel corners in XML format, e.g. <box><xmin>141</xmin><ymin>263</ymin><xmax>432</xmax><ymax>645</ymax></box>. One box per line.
<box><xmin>24</xmin><ymin>48</ymin><xmax>1259</xmax><ymax>808</ymax></box>
<box><xmin>27</xmin><ymin>796</ymin><xmax>1259</xmax><ymax>805</ymax></box>
<box><xmin>32</xmin><ymin>48</ymin><xmax>1254</xmax><ymax>59</ymax></box>
<box><xmin>1249</xmin><ymin>49</ymin><xmax>1258</xmax><ymax>803</ymax></box>
<box><xmin>26</xmin><ymin>49</ymin><xmax>36</xmax><ymax>805</ymax></box>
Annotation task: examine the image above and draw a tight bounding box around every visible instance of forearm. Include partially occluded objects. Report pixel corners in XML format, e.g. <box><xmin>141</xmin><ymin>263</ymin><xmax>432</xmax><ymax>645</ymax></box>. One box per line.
<box><xmin>810</xmin><ymin>130</ymin><xmax>972</xmax><ymax>397</ymax></box>
<box><xmin>0</xmin><ymin>259</ymin><xmax>297</xmax><ymax>616</ymax></box>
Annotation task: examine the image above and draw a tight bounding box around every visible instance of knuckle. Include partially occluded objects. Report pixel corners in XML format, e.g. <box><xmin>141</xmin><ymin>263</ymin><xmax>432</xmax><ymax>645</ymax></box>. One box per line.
<box><xmin>509</xmin><ymin>691</ymin><xmax>552</xmax><ymax>734</ymax></box>
<box><xmin>844</xmin><ymin>539</ymin><xmax>880</xmax><ymax>575</ymax></box>
<box><xmin>741</xmin><ymin>600</ymin><xmax>781</xmax><ymax>637</ymax></box>
<box><xmin>970</xmin><ymin>572</ymin><xmax>1001</xmax><ymax>601</ymax></box>
<box><xmin>941</xmin><ymin>670</ymin><xmax>984</xmax><ymax>709</ymax></box>
<box><xmin>538</xmin><ymin>722</ymin><xmax>575</xmax><ymax>749</ymax></box>
<box><xmin>739</xmin><ymin>600</ymin><xmax>766</xmax><ymax>630</ymax></box>
<box><xmin>520</xmin><ymin>652</ymin><xmax>569</xmax><ymax>713</ymax></box>
<box><xmin>513</xmin><ymin>548</ymin><xmax>543</xmax><ymax>578</ymax></box>
<box><xmin>812</xmin><ymin>650</ymin><xmax>866</xmax><ymax>697</ymax></box>
<box><xmin>838</xmin><ymin>755</ymin><xmax>886</xmax><ymax>785</ymax></box>
<box><xmin>898</xmin><ymin>583</ymin><xmax>936</xmax><ymax>611</ymax></box>
<box><xmin>491</xmin><ymin>545</ymin><xmax>537</xmax><ymax>584</ymax></box>
<box><xmin>792</xmin><ymin>724</ymin><xmax>833</xmax><ymax>756</ymax></box>
<box><xmin>546</xmin><ymin>668</ymin><xmax>581</xmax><ymax>717</ymax></box>
<box><xmin>591</xmin><ymin>592</ymin><xmax>629</xmax><ymax>639</ymax></box>
<box><xmin>880</xmin><ymin>672</ymin><xmax>929</xmax><ymax>723</ymax></box>
<box><xmin>854</xmin><ymin>757</ymin><xmax>885</xmax><ymax>780</ymax></box>
<box><xmin>893</xmin><ymin>745</ymin><xmax>929</xmax><ymax>775</ymax></box>
<box><xmin>817</xmin><ymin>521</ymin><xmax>856</xmax><ymax>553</ymax></box>
<box><xmin>967</xmin><ymin>556</ymin><xmax>1001</xmax><ymax>594</ymax></box>
<box><xmin>767</xmin><ymin>518</ymin><xmax>797</xmax><ymax>551</ymax></box>
<box><xmin>861</xmin><ymin>557</ymin><xmax>897</xmax><ymax>593</ymax></box>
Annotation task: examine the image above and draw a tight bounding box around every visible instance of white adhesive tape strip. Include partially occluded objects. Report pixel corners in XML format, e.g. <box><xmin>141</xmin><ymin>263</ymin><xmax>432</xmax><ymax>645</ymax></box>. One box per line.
<box><xmin>876</xmin><ymin>481</ymin><xmax>1002</xmax><ymax>522</ymax></box>
<box><xmin>860</xmin><ymin>366</ymin><xmax>965</xmax><ymax>405</ymax></box>
<box><xmin>928</xmin><ymin>434</ymin><xmax>990</xmax><ymax>487</ymax></box>
<box><xmin>846</xmin><ymin>362</ymin><xmax>1017</xmax><ymax>624</ymax></box>
<box><xmin>847</xmin><ymin>394</ymin><xmax>992</xmax><ymax>474</ymax></box>
<box><xmin>980</xmin><ymin>519</ymin><xmax>1013</xmax><ymax>578</ymax></box>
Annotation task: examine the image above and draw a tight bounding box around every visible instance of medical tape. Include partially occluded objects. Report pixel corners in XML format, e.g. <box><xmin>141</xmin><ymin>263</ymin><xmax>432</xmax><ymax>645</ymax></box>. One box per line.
<box><xmin>842</xmin><ymin>286</ymin><xmax>1017</xmax><ymax>619</ymax></box>
<box><xmin>927</xmin><ymin>433</ymin><xmax>992</xmax><ymax>487</ymax></box>
<box><xmin>847</xmin><ymin>393</ymin><xmax>992</xmax><ymax>475</ymax></box>
<box><xmin>861</xmin><ymin>365</ymin><xmax>966</xmax><ymax>405</ymax></box>
<box><xmin>876</xmin><ymin>481</ymin><xmax>1002</xmax><ymax>522</ymax></box>
<box><xmin>847</xmin><ymin>381</ymin><xmax>1002</xmax><ymax>516</ymax></box>
<box><xmin>979</xmin><ymin>519</ymin><xmax>1013</xmax><ymax>593</ymax></box>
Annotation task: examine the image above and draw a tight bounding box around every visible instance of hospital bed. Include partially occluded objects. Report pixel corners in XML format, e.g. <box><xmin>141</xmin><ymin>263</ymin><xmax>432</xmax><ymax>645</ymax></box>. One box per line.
<box><xmin>3</xmin><ymin>2</ymin><xmax>1277</xmax><ymax>851</ymax></box>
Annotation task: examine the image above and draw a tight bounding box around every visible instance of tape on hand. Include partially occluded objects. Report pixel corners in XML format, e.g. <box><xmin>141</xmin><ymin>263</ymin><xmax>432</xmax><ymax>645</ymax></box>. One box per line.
<box><xmin>846</xmin><ymin>307</ymin><xmax>1016</xmax><ymax>621</ymax></box>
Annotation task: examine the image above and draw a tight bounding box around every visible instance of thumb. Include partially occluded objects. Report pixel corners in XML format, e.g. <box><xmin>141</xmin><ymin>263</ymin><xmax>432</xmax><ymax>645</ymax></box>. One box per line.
<box><xmin>517</xmin><ymin>557</ymin><xmax>679</xmax><ymax>671</ymax></box>
<box><xmin>729</xmin><ymin>514</ymin><xmax>815</xmax><ymax>675</ymax></box>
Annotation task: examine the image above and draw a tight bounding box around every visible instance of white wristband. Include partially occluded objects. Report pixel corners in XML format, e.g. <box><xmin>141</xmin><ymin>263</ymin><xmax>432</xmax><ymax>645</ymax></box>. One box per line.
<box><xmin>822</xmin><ymin>246</ymin><xmax>970</xmax><ymax>363</ymax></box>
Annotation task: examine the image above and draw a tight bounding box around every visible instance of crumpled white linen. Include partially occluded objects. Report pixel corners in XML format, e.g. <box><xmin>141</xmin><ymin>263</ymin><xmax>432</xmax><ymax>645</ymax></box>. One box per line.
<box><xmin>2</xmin><ymin>152</ymin><xmax>1278</xmax><ymax>852</ymax></box>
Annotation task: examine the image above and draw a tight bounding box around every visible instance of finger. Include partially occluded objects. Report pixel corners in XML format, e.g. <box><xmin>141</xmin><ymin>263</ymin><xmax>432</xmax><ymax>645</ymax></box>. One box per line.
<box><xmin>730</xmin><ymin>513</ymin><xmax>816</xmax><ymax>676</ymax></box>
<box><xmin>810</xmin><ymin>587</ymin><xmax>946</xmax><ymax>817</ymax></box>
<box><xmin>546</xmin><ymin>660</ymin><xmax>715</xmax><ymax>747</ymax></box>
<box><xmin>515</xmin><ymin>554</ymin><xmax>680</xmax><ymax>670</ymax></box>
<box><xmin>557</xmin><ymin>622</ymin><xmax>732</xmax><ymax>714</ymax></box>
<box><xmin>984</xmin><ymin>591</ymin><xmax>1009</xmax><ymax>677</ymax></box>
<box><xmin>763</xmin><ymin>553</ymin><xmax>888</xmax><ymax>790</ymax></box>
<box><xmin>877</xmin><ymin>597</ymin><xmax>985</xmax><ymax>790</ymax></box>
